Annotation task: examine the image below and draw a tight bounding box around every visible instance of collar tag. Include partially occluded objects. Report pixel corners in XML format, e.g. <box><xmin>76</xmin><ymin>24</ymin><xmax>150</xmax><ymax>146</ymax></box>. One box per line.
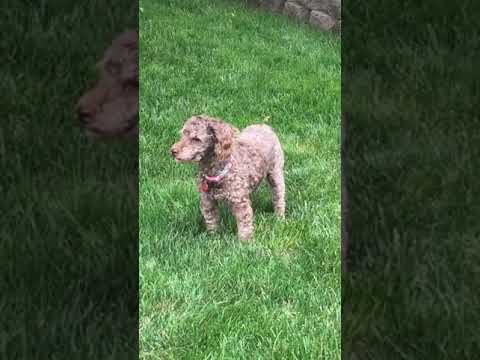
<box><xmin>201</xmin><ymin>181</ymin><xmax>209</xmax><ymax>193</ymax></box>
<box><xmin>201</xmin><ymin>155</ymin><xmax>234</xmax><ymax>187</ymax></box>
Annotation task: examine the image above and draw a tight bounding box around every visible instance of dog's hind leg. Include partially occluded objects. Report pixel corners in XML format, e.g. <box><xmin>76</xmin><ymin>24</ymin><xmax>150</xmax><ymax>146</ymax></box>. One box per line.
<box><xmin>231</xmin><ymin>197</ymin><xmax>254</xmax><ymax>241</ymax></box>
<box><xmin>266</xmin><ymin>162</ymin><xmax>285</xmax><ymax>218</ymax></box>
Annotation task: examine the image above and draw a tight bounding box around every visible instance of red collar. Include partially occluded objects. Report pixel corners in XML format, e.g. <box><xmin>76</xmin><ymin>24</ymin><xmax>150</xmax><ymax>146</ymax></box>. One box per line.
<box><xmin>200</xmin><ymin>156</ymin><xmax>234</xmax><ymax>193</ymax></box>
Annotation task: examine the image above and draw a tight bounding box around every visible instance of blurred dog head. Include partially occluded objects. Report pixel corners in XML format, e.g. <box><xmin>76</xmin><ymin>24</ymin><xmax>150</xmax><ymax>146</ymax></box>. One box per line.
<box><xmin>76</xmin><ymin>30</ymin><xmax>138</xmax><ymax>139</ymax></box>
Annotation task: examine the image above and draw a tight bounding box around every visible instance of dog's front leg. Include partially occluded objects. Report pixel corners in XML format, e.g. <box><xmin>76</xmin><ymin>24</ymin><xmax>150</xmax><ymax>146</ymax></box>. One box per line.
<box><xmin>231</xmin><ymin>197</ymin><xmax>254</xmax><ymax>242</ymax></box>
<box><xmin>200</xmin><ymin>193</ymin><xmax>220</xmax><ymax>233</ymax></box>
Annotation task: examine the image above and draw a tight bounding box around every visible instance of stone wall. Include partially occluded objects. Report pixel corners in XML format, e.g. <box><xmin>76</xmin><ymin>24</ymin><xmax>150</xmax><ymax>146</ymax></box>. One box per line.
<box><xmin>249</xmin><ymin>0</ymin><xmax>341</xmax><ymax>34</ymax></box>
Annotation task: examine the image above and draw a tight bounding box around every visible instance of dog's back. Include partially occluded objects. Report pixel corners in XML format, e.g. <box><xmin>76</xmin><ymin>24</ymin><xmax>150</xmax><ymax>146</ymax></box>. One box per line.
<box><xmin>237</xmin><ymin>124</ymin><xmax>283</xmax><ymax>164</ymax></box>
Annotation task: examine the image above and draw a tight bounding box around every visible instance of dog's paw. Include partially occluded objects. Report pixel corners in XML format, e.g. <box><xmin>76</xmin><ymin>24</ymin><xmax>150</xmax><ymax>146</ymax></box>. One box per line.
<box><xmin>206</xmin><ymin>227</ymin><xmax>219</xmax><ymax>235</ymax></box>
<box><xmin>238</xmin><ymin>233</ymin><xmax>254</xmax><ymax>243</ymax></box>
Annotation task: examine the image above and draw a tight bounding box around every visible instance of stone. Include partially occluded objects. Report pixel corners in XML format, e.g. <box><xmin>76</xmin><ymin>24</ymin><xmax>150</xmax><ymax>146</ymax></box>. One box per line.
<box><xmin>333</xmin><ymin>20</ymin><xmax>341</xmax><ymax>34</ymax></box>
<box><xmin>283</xmin><ymin>1</ymin><xmax>310</xmax><ymax>22</ymax></box>
<box><xmin>260</xmin><ymin>0</ymin><xmax>286</xmax><ymax>12</ymax></box>
<box><xmin>304</xmin><ymin>0</ymin><xmax>341</xmax><ymax>19</ymax></box>
<box><xmin>309</xmin><ymin>10</ymin><xmax>336</xmax><ymax>31</ymax></box>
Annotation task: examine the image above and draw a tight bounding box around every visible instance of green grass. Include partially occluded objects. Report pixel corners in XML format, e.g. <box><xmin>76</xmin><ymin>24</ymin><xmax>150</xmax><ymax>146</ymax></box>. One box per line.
<box><xmin>343</xmin><ymin>3</ymin><xmax>480</xmax><ymax>358</ymax></box>
<box><xmin>1</xmin><ymin>1</ymin><xmax>138</xmax><ymax>358</ymax></box>
<box><xmin>140</xmin><ymin>1</ymin><xmax>341</xmax><ymax>359</ymax></box>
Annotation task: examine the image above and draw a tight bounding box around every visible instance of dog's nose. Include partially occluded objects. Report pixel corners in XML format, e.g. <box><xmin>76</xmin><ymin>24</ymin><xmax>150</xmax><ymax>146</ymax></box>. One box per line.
<box><xmin>171</xmin><ymin>148</ymin><xmax>178</xmax><ymax>157</ymax></box>
<box><xmin>77</xmin><ymin>110</ymin><xmax>92</xmax><ymax>124</ymax></box>
<box><xmin>76</xmin><ymin>102</ymin><xmax>94</xmax><ymax>122</ymax></box>
<box><xmin>75</xmin><ymin>100</ymin><xmax>98</xmax><ymax>124</ymax></box>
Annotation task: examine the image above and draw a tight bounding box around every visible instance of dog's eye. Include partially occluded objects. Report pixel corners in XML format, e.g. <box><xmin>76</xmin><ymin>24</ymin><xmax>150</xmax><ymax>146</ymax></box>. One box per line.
<box><xmin>105</xmin><ymin>61</ymin><xmax>121</xmax><ymax>75</ymax></box>
<box><xmin>192</xmin><ymin>137</ymin><xmax>201</xmax><ymax>142</ymax></box>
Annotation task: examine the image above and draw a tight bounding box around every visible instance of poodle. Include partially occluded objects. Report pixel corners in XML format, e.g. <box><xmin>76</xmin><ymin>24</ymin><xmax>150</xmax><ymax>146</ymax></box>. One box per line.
<box><xmin>171</xmin><ymin>115</ymin><xmax>285</xmax><ymax>241</ymax></box>
<box><xmin>75</xmin><ymin>30</ymin><xmax>138</xmax><ymax>139</ymax></box>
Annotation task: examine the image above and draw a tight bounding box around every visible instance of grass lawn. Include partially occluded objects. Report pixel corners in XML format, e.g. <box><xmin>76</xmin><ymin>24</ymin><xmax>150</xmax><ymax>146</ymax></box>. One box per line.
<box><xmin>1</xmin><ymin>1</ymin><xmax>138</xmax><ymax>358</ymax></box>
<box><xmin>343</xmin><ymin>6</ymin><xmax>480</xmax><ymax>358</ymax></box>
<box><xmin>140</xmin><ymin>0</ymin><xmax>341</xmax><ymax>359</ymax></box>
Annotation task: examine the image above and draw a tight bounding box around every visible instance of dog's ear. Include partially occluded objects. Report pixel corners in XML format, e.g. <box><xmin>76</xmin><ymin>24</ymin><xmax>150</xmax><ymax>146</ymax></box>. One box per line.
<box><xmin>119</xmin><ymin>32</ymin><xmax>138</xmax><ymax>84</ymax></box>
<box><xmin>203</xmin><ymin>116</ymin><xmax>239</xmax><ymax>160</ymax></box>
<box><xmin>99</xmin><ymin>31</ymin><xmax>138</xmax><ymax>84</ymax></box>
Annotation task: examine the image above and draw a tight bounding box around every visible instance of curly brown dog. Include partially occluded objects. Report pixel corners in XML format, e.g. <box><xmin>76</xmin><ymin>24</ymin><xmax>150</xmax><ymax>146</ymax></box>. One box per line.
<box><xmin>75</xmin><ymin>30</ymin><xmax>138</xmax><ymax>139</ymax></box>
<box><xmin>171</xmin><ymin>115</ymin><xmax>285</xmax><ymax>241</ymax></box>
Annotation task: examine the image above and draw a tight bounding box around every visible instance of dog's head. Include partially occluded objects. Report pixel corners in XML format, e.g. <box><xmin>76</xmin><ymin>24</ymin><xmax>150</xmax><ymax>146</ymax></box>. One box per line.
<box><xmin>170</xmin><ymin>115</ymin><xmax>239</xmax><ymax>163</ymax></box>
<box><xmin>75</xmin><ymin>30</ymin><xmax>139</xmax><ymax>139</ymax></box>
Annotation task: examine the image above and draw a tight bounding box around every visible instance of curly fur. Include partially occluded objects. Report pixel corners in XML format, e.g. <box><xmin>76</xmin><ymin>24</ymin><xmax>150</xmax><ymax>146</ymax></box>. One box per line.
<box><xmin>75</xmin><ymin>30</ymin><xmax>138</xmax><ymax>139</ymax></box>
<box><xmin>171</xmin><ymin>115</ymin><xmax>285</xmax><ymax>241</ymax></box>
